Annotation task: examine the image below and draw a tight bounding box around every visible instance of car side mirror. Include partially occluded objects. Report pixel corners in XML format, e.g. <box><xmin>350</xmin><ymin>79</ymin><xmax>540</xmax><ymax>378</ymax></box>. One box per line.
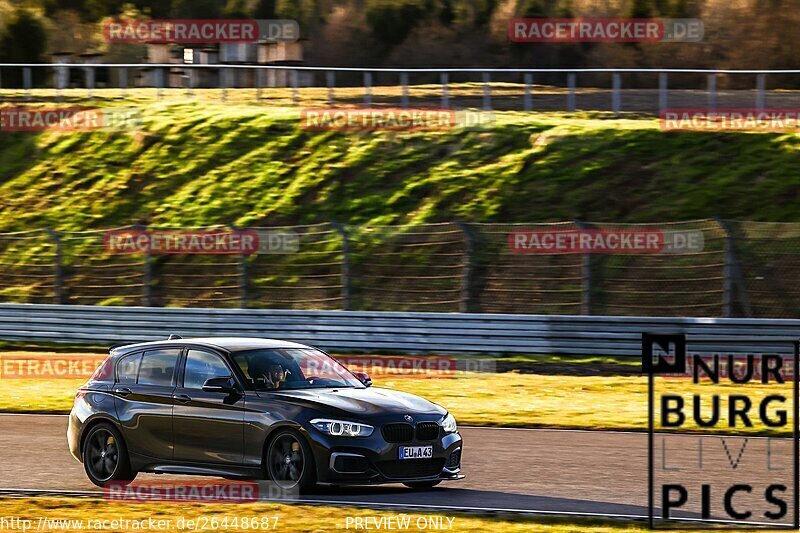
<box><xmin>202</xmin><ymin>376</ymin><xmax>236</xmax><ymax>394</ymax></box>
<box><xmin>353</xmin><ymin>371</ymin><xmax>372</xmax><ymax>388</ymax></box>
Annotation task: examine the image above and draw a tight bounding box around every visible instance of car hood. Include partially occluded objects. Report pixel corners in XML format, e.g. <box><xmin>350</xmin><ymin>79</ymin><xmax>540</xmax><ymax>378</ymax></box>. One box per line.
<box><xmin>261</xmin><ymin>387</ymin><xmax>446</xmax><ymax>418</ymax></box>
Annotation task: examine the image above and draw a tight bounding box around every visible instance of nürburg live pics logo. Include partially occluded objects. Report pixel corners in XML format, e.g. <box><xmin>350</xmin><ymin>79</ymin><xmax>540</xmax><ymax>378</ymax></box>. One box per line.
<box><xmin>644</xmin><ymin>332</ymin><xmax>799</xmax><ymax>529</ymax></box>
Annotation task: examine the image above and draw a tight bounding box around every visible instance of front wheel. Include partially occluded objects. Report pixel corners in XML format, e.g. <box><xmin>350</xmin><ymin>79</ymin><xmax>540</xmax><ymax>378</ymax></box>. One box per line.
<box><xmin>82</xmin><ymin>423</ymin><xmax>136</xmax><ymax>488</ymax></box>
<box><xmin>266</xmin><ymin>429</ymin><xmax>316</xmax><ymax>493</ymax></box>
<box><xmin>403</xmin><ymin>480</ymin><xmax>442</xmax><ymax>490</ymax></box>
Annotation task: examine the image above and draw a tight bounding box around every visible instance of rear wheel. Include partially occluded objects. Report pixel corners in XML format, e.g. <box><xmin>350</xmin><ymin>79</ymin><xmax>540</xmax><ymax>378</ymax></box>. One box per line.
<box><xmin>82</xmin><ymin>423</ymin><xmax>136</xmax><ymax>488</ymax></box>
<box><xmin>403</xmin><ymin>480</ymin><xmax>442</xmax><ymax>490</ymax></box>
<box><xmin>266</xmin><ymin>429</ymin><xmax>316</xmax><ymax>492</ymax></box>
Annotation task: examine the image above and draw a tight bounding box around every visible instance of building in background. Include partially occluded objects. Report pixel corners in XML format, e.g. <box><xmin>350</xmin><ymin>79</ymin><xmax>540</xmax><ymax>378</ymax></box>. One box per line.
<box><xmin>143</xmin><ymin>39</ymin><xmax>310</xmax><ymax>89</ymax></box>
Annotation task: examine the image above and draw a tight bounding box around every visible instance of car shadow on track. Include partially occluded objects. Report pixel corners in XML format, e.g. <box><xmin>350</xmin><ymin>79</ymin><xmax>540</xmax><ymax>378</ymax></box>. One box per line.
<box><xmin>298</xmin><ymin>485</ymin><xmax>652</xmax><ymax>517</ymax></box>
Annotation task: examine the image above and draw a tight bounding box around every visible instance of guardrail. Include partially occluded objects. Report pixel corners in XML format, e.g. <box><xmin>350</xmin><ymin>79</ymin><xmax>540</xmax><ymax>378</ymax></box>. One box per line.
<box><xmin>0</xmin><ymin>303</ymin><xmax>797</xmax><ymax>356</ymax></box>
<box><xmin>1</xmin><ymin>64</ymin><xmax>799</xmax><ymax>113</ymax></box>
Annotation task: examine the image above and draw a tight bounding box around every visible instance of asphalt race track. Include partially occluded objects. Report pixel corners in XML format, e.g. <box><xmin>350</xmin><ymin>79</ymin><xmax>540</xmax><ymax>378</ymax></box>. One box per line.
<box><xmin>0</xmin><ymin>414</ymin><xmax>793</xmax><ymax>525</ymax></box>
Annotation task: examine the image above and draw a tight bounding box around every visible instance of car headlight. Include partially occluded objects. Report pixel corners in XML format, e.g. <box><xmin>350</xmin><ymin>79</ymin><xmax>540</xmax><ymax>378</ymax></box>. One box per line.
<box><xmin>310</xmin><ymin>418</ymin><xmax>374</xmax><ymax>437</ymax></box>
<box><xmin>441</xmin><ymin>413</ymin><xmax>457</xmax><ymax>434</ymax></box>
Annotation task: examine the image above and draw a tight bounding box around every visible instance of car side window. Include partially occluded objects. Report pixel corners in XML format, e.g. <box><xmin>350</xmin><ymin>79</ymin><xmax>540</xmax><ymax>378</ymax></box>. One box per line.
<box><xmin>137</xmin><ymin>349</ymin><xmax>181</xmax><ymax>387</ymax></box>
<box><xmin>184</xmin><ymin>350</ymin><xmax>231</xmax><ymax>390</ymax></box>
<box><xmin>116</xmin><ymin>353</ymin><xmax>141</xmax><ymax>384</ymax></box>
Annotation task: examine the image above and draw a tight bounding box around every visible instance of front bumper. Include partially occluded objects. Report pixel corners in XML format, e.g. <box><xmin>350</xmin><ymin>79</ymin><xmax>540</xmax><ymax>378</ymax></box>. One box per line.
<box><xmin>306</xmin><ymin>424</ymin><xmax>463</xmax><ymax>485</ymax></box>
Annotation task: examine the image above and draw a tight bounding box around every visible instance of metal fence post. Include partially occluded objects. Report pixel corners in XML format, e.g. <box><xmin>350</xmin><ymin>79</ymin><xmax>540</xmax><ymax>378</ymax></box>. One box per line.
<box><xmin>659</xmin><ymin>73</ymin><xmax>668</xmax><ymax>114</ymax></box>
<box><xmin>221</xmin><ymin>68</ymin><xmax>228</xmax><ymax>102</ymax></box>
<box><xmin>326</xmin><ymin>71</ymin><xmax>335</xmax><ymax>106</ymax></box>
<box><xmin>721</xmin><ymin>231</ymin><xmax>733</xmax><ymax>318</ymax></box>
<box><xmin>612</xmin><ymin>73</ymin><xmax>621</xmax><ymax>114</ymax></box>
<box><xmin>573</xmin><ymin>220</ymin><xmax>591</xmax><ymax>315</ymax></box>
<box><xmin>255</xmin><ymin>68</ymin><xmax>263</xmax><ymax>101</ymax></box>
<box><xmin>155</xmin><ymin>68</ymin><xmax>164</xmax><ymax>100</ymax></box>
<box><xmin>716</xmin><ymin>218</ymin><xmax>753</xmax><ymax>318</ymax></box>
<box><xmin>55</xmin><ymin>65</ymin><xmax>66</xmax><ymax>101</ymax></box>
<box><xmin>400</xmin><ymin>72</ymin><xmax>409</xmax><ymax>108</ymax></box>
<box><xmin>524</xmin><ymin>73</ymin><xmax>533</xmax><ymax>111</ymax></box>
<box><xmin>332</xmin><ymin>222</ymin><xmax>351</xmax><ymax>311</ymax></box>
<box><xmin>119</xmin><ymin>67</ymin><xmax>127</xmax><ymax>96</ymax></box>
<box><xmin>756</xmin><ymin>74</ymin><xmax>766</xmax><ymax>111</ymax></box>
<box><xmin>291</xmin><ymin>70</ymin><xmax>299</xmax><ymax>105</ymax></box>
<box><xmin>707</xmin><ymin>74</ymin><xmax>717</xmax><ymax>111</ymax></box>
<box><xmin>23</xmin><ymin>67</ymin><xmax>31</xmax><ymax>101</ymax></box>
<box><xmin>455</xmin><ymin>221</ymin><xmax>478</xmax><ymax>313</ymax></box>
<box><xmin>482</xmin><ymin>72</ymin><xmax>492</xmax><ymax>111</ymax></box>
<box><xmin>46</xmin><ymin>229</ymin><xmax>65</xmax><ymax>305</ymax></box>
<box><xmin>567</xmin><ymin>73</ymin><xmax>576</xmax><ymax>112</ymax></box>
<box><xmin>85</xmin><ymin>66</ymin><xmax>95</xmax><ymax>99</ymax></box>
<box><xmin>441</xmin><ymin>73</ymin><xmax>449</xmax><ymax>109</ymax></box>
<box><xmin>231</xmin><ymin>225</ymin><xmax>248</xmax><ymax>307</ymax></box>
<box><xmin>143</xmin><ymin>252</ymin><xmax>153</xmax><ymax>307</ymax></box>
<box><xmin>364</xmin><ymin>72</ymin><xmax>372</xmax><ymax>107</ymax></box>
<box><xmin>136</xmin><ymin>225</ymin><xmax>153</xmax><ymax>307</ymax></box>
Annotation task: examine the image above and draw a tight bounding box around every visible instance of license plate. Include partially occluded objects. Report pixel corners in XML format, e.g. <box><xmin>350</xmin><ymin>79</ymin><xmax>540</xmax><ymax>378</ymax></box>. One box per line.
<box><xmin>399</xmin><ymin>446</ymin><xmax>433</xmax><ymax>460</ymax></box>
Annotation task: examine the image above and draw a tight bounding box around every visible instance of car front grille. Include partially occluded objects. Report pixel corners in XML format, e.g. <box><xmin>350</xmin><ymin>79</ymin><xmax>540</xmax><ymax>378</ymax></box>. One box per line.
<box><xmin>415</xmin><ymin>422</ymin><xmax>440</xmax><ymax>441</ymax></box>
<box><xmin>382</xmin><ymin>423</ymin><xmax>414</xmax><ymax>443</ymax></box>
<box><xmin>376</xmin><ymin>459</ymin><xmax>446</xmax><ymax>479</ymax></box>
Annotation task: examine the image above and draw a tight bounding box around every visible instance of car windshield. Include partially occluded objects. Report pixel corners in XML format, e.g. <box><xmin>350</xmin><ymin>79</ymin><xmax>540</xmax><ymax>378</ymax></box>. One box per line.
<box><xmin>231</xmin><ymin>348</ymin><xmax>364</xmax><ymax>391</ymax></box>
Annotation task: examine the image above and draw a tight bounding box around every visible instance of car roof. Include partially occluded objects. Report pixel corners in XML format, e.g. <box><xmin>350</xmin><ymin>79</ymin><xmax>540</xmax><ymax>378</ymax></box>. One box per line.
<box><xmin>111</xmin><ymin>337</ymin><xmax>315</xmax><ymax>355</ymax></box>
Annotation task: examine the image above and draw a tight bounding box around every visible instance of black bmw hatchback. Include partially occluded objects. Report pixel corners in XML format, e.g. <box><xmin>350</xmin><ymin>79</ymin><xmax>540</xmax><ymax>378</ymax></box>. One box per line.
<box><xmin>68</xmin><ymin>337</ymin><xmax>463</xmax><ymax>491</ymax></box>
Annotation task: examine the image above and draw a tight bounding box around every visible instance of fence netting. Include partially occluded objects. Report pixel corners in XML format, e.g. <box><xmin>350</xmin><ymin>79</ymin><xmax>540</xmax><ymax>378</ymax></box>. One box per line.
<box><xmin>0</xmin><ymin>219</ymin><xmax>796</xmax><ymax>317</ymax></box>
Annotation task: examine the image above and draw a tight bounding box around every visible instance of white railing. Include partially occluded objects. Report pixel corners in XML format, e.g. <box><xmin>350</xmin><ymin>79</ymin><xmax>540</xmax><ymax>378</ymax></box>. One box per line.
<box><xmin>0</xmin><ymin>64</ymin><xmax>795</xmax><ymax>112</ymax></box>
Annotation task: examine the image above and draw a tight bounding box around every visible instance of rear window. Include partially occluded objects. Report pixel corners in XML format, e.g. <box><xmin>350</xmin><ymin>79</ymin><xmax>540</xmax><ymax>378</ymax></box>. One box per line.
<box><xmin>138</xmin><ymin>349</ymin><xmax>181</xmax><ymax>387</ymax></box>
<box><xmin>116</xmin><ymin>353</ymin><xmax>141</xmax><ymax>384</ymax></box>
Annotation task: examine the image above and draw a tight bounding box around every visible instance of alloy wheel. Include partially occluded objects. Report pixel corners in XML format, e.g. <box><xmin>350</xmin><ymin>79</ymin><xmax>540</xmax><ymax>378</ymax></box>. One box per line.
<box><xmin>86</xmin><ymin>429</ymin><xmax>119</xmax><ymax>482</ymax></box>
<box><xmin>269</xmin><ymin>433</ymin><xmax>305</xmax><ymax>488</ymax></box>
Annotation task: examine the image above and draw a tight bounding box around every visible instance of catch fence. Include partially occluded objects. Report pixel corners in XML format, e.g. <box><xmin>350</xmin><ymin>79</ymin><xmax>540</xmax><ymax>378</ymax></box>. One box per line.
<box><xmin>0</xmin><ymin>219</ymin><xmax>797</xmax><ymax>318</ymax></box>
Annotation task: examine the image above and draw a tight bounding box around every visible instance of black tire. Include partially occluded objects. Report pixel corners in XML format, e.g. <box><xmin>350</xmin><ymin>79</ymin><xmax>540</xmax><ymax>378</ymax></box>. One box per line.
<box><xmin>82</xmin><ymin>422</ymin><xmax>136</xmax><ymax>488</ymax></box>
<box><xmin>403</xmin><ymin>480</ymin><xmax>442</xmax><ymax>490</ymax></box>
<box><xmin>265</xmin><ymin>429</ymin><xmax>316</xmax><ymax>493</ymax></box>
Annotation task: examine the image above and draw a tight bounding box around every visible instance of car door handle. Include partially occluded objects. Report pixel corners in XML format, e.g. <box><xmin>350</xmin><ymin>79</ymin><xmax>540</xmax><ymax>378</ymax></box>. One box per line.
<box><xmin>174</xmin><ymin>394</ymin><xmax>192</xmax><ymax>404</ymax></box>
<box><xmin>114</xmin><ymin>387</ymin><xmax>132</xmax><ymax>397</ymax></box>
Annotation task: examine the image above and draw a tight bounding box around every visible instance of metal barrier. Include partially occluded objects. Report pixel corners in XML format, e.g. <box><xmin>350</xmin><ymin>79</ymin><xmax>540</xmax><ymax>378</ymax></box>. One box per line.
<box><xmin>2</xmin><ymin>64</ymin><xmax>800</xmax><ymax>113</ymax></box>
<box><xmin>0</xmin><ymin>302</ymin><xmax>797</xmax><ymax>356</ymax></box>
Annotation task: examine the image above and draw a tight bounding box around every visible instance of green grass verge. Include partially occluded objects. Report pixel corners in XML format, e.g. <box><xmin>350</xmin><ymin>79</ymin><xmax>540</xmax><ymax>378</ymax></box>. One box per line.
<box><xmin>2</xmin><ymin>101</ymin><xmax>800</xmax><ymax>233</ymax></box>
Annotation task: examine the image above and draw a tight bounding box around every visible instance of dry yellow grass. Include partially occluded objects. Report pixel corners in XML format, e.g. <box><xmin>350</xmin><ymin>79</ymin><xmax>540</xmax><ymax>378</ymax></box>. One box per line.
<box><xmin>0</xmin><ymin>497</ymin><xmax>690</xmax><ymax>532</ymax></box>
